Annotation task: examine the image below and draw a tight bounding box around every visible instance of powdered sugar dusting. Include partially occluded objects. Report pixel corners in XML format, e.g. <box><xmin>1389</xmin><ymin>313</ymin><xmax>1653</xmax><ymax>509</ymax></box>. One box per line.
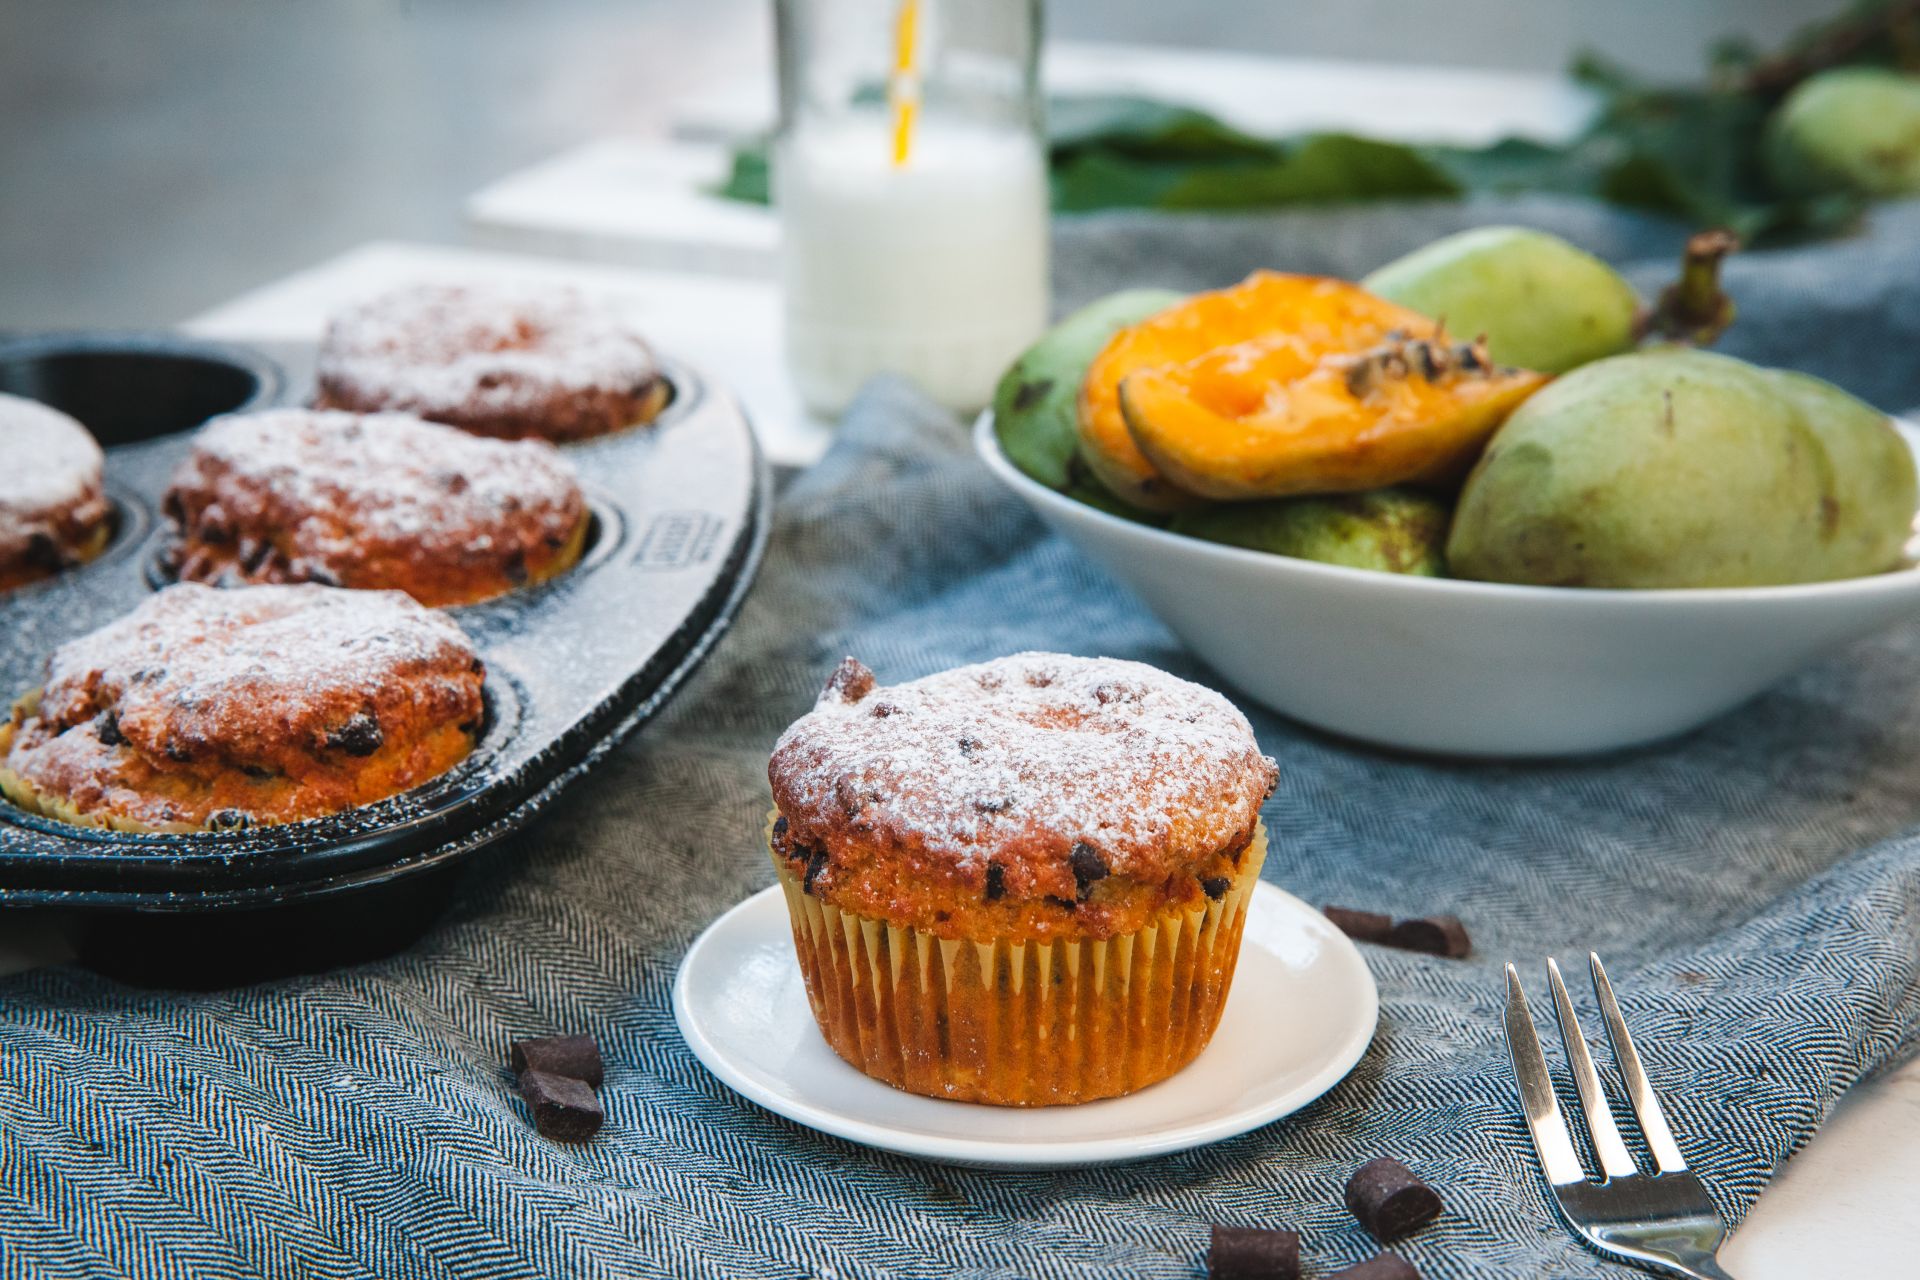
<box><xmin>769</xmin><ymin>653</ymin><xmax>1276</xmax><ymax>876</ymax></box>
<box><xmin>315</xmin><ymin>282</ymin><xmax>659</xmax><ymax>424</ymax></box>
<box><xmin>0</xmin><ymin>393</ymin><xmax>105</xmax><ymax>558</ymax></box>
<box><xmin>34</xmin><ymin>583</ymin><xmax>480</xmax><ymax>760</ymax></box>
<box><xmin>169</xmin><ymin>408</ymin><xmax>583</xmax><ymax>559</ymax></box>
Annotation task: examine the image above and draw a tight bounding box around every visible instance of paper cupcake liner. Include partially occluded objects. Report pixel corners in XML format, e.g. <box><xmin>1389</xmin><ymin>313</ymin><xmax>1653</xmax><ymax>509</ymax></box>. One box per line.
<box><xmin>769</xmin><ymin>816</ymin><xmax>1267</xmax><ymax>1107</ymax></box>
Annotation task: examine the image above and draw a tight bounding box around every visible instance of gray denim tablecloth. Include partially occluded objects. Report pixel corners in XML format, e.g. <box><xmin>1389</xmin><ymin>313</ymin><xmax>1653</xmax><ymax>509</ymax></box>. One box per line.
<box><xmin>4</xmin><ymin>199</ymin><xmax>1920</xmax><ymax>1279</ymax></box>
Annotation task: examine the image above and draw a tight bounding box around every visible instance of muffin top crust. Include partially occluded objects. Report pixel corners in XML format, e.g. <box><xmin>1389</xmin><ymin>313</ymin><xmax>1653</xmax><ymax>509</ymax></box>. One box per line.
<box><xmin>314</xmin><ymin>282</ymin><xmax>665</xmax><ymax>441</ymax></box>
<box><xmin>0</xmin><ymin>583</ymin><xmax>484</xmax><ymax>830</ymax></box>
<box><xmin>769</xmin><ymin>653</ymin><xmax>1276</xmax><ymax>936</ymax></box>
<box><xmin>0</xmin><ymin>393</ymin><xmax>109</xmax><ymax>570</ymax></box>
<box><xmin>162</xmin><ymin>408</ymin><xmax>587</xmax><ymax>604</ymax></box>
<box><xmin>27</xmin><ymin>583</ymin><xmax>479</xmax><ymax>773</ymax></box>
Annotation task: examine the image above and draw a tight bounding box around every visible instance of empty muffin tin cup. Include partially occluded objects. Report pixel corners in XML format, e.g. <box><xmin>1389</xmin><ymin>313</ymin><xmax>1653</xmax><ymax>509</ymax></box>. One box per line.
<box><xmin>0</xmin><ymin>332</ymin><xmax>285</xmax><ymax>444</ymax></box>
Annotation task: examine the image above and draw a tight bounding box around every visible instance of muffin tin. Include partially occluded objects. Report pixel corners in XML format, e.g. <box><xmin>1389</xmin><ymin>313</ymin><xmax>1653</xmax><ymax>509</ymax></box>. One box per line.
<box><xmin>0</xmin><ymin>335</ymin><xmax>767</xmax><ymax>910</ymax></box>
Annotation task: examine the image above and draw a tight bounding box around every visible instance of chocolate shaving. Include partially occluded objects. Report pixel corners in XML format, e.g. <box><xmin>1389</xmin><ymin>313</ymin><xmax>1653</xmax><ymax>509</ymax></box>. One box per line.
<box><xmin>1207</xmin><ymin>1224</ymin><xmax>1300</xmax><ymax>1280</ymax></box>
<box><xmin>1324</xmin><ymin>906</ymin><xmax>1395</xmax><ymax>944</ymax></box>
<box><xmin>1345</xmin><ymin>1157</ymin><xmax>1444</xmax><ymax>1240</ymax></box>
<box><xmin>1326</xmin><ymin>1252</ymin><xmax>1420</xmax><ymax>1280</ymax></box>
<box><xmin>510</xmin><ymin>1034</ymin><xmax>604</xmax><ymax>1088</ymax></box>
<box><xmin>518</xmin><ymin>1070</ymin><xmax>603</xmax><ymax>1143</ymax></box>
<box><xmin>1385</xmin><ymin>916</ymin><xmax>1471</xmax><ymax>958</ymax></box>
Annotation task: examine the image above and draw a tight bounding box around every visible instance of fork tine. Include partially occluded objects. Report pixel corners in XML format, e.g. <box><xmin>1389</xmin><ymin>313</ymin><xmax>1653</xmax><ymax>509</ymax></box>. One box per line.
<box><xmin>1589</xmin><ymin>953</ymin><xmax>1689</xmax><ymax>1173</ymax></box>
<box><xmin>1546</xmin><ymin>958</ymin><xmax>1637</xmax><ymax>1180</ymax></box>
<box><xmin>1502</xmin><ymin>964</ymin><xmax>1586</xmax><ymax>1186</ymax></box>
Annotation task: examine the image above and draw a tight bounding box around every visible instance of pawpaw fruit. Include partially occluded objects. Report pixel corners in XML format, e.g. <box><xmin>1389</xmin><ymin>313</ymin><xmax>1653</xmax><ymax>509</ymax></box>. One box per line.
<box><xmin>1449</xmin><ymin>349</ymin><xmax>1918</xmax><ymax>588</ymax></box>
<box><xmin>1170</xmin><ymin>488</ymin><xmax>1449</xmax><ymax>575</ymax></box>
<box><xmin>1077</xmin><ymin>273</ymin><xmax>1434</xmax><ymax>510</ymax></box>
<box><xmin>993</xmin><ymin>289</ymin><xmax>1183</xmax><ymax>491</ymax></box>
<box><xmin>1119</xmin><ymin>327</ymin><xmax>1547</xmax><ymax>500</ymax></box>
<box><xmin>1363</xmin><ymin>226</ymin><xmax>1640</xmax><ymax>374</ymax></box>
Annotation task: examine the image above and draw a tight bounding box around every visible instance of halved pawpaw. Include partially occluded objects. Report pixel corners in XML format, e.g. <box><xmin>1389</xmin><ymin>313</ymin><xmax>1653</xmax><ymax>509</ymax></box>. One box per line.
<box><xmin>1120</xmin><ymin>330</ymin><xmax>1548</xmax><ymax>501</ymax></box>
<box><xmin>1076</xmin><ymin>272</ymin><xmax>1437</xmax><ymax>510</ymax></box>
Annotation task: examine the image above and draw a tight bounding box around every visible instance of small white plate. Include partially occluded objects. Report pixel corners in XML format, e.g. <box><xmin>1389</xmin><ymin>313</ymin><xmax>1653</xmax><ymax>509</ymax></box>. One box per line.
<box><xmin>672</xmin><ymin>882</ymin><xmax>1379</xmax><ymax>1168</ymax></box>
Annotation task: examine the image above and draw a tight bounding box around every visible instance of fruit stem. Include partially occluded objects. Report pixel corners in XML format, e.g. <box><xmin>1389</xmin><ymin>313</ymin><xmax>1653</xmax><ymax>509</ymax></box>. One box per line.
<box><xmin>1638</xmin><ymin>229</ymin><xmax>1740</xmax><ymax>348</ymax></box>
<box><xmin>1739</xmin><ymin>0</ymin><xmax>1920</xmax><ymax>95</ymax></box>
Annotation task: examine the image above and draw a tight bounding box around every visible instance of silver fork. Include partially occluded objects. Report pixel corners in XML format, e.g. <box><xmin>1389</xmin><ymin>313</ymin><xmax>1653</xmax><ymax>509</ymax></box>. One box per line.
<box><xmin>1502</xmin><ymin>954</ymin><xmax>1738</xmax><ymax>1280</ymax></box>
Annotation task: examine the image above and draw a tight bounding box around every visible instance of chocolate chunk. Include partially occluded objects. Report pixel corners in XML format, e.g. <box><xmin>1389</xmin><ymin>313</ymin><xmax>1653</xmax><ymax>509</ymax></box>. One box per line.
<box><xmin>1345</xmin><ymin>1158</ymin><xmax>1443</xmax><ymax>1240</ymax></box>
<box><xmin>1070</xmin><ymin>842</ymin><xmax>1109</xmax><ymax>900</ymax></box>
<box><xmin>1200</xmin><ymin>876</ymin><xmax>1231</xmax><ymax>900</ymax></box>
<box><xmin>1384</xmin><ymin>916</ymin><xmax>1471</xmax><ymax>959</ymax></box>
<box><xmin>1207</xmin><ymin>1224</ymin><xmax>1300</xmax><ymax>1280</ymax></box>
<box><xmin>771</xmin><ymin>814</ymin><xmax>789</xmax><ymax>841</ymax></box>
<box><xmin>326</xmin><ymin>712</ymin><xmax>384</xmax><ymax>757</ymax></box>
<box><xmin>204</xmin><ymin>808</ymin><xmax>252</xmax><ymax>831</ymax></box>
<box><xmin>95</xmin><ymin>711</ymin><xmax>125</xmax><ymax>747</ymax></box>
<box><xmin>821</xmin><ymin>656</ymin><xmax>875</xmax><ymax>704</ymax></box>
<box><xmin>803</xmin><ymin>848</ymin><xmax>830</xmax><ymax>894</ymax></box>
<box><xmin>1044</xmin><ymin>895</ymin><xmax>1078</xmax><ymax>912</ymax></box>
<box><xmin>984</xmin><ymin>864</ymin><xmax>1006</xmax><ymax>902</ymax></box>
<box><xmin>1324</xmin><ymin>906</ymin><xmax>1395</xmax><ymax>944</ymax></box>
<box><xmin>518</xmin><ymin>1070</ymin><xmax>603</xmax><ymax>1143</ymax></box>
<box><xmin>1326</xmin><ymin>1251</ymin><xmax>1419</xmax><ymax>1280</ymax></box>
<box><xmin>509</xmin><ymin>1034</ymin><xmax>604</xmax><ymax>1088</ymax></box>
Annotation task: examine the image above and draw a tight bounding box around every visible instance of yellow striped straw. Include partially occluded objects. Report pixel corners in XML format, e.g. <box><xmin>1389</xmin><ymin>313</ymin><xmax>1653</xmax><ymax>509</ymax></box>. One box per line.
<box><xmin>889</xmin><ymin>0</ymin><xmax>921</xmax><ymax>167</ymax></box>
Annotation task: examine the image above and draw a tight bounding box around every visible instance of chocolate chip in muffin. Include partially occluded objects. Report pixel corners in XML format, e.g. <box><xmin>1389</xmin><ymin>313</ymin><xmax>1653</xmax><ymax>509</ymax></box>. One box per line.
<box><xmin>1345</xmin><ymin>1157</ymin><xmax>1444</xmax><ymax>1240</ymax></box>
<box><xmin>94</xmin><ymin>711</ymin><xmax>124</xmax><ymax>747</ymax></box>
<box><xmin>772</xmin><ymin>814</ymin><xmax>789</xmax><ymax>841</ymax></box>
<box><xmin>518</xmin><ymin>1070</ymin><xmax>603</xmax><ymax>1143</ymax></box>
<box><xmin>510</xmin><ymin>1034</ymin><xmax>604</xmax><ymax>1088</ymax></box>
<box><xmin>1070</xmin><ymin>842</ymin><xmax>1109</xmax><ymax>900</ymax></box>
<box><xmin>204</xmin><ymin>808</ymin><xmax>252</xmax><ymax>831</ymax></box>
<box><xmin>1200</xmin><ymin>876</ymin><xmax>1231</xmax><ymax>900</ymax></box>
<box><xmin>803</xmin><ymin>848</ymin><xmax>830</xmax><ymax>894</ymax></box>
<box><xmin>821</xmin><ymin>656</ymin><xmax>875</xmax><ymax>704</ymax></box>
<box><xmin>325</xmin><ymin>712</ymin><xmax>384</xmax><ymax>757</ymax></box>
<box><xmin>1206</xmin><ymin>1224</ymin><xmax>1300</xmax><ymax>1280</ymax></box>
<box><xmin>984</xmin><ymin>863</ymin><xmax>1006</xmax><ymax>901</ymax></box>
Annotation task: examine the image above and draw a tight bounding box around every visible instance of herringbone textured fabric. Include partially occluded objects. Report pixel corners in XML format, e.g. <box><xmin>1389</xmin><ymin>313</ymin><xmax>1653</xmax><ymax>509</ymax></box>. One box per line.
<box><xmin>5</xmin><ymin>203</ymin><xmax>1920</xmax><ymax>1279</ymax></box>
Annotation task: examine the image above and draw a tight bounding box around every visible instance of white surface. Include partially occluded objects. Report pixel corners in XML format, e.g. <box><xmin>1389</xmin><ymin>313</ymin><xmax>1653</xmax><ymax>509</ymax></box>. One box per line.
<box><xmin>672</xmin><ymin>881</ymin><xmax>1379</xmax><ymax>1168</ymax></box>
<box><xmin>673</xmin><ymin>39</ymin><xmax>1597</xmax><ymax>147</ymax></box>
<box><xmin>466</xmin><ymin>40</ymin><xmax>1596</xmax><ymax>279</ymax></box>
<box><xmin>182</xmin><ymin>241</ymin><xmax>832</xmax><ymax>469</ymax></box>
<box><xmin>976</xmin><ymin>412</ymin><xmax>1920</xmax><ymax>758</ymax></box>
<box><xmin>778</xmin><ymin>117</ymin><xmax>1049</xmax><ymax>415</ymax></box>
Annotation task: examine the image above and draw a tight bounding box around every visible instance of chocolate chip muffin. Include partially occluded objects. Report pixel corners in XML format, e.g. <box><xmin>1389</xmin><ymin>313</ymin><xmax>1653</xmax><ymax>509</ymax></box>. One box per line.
<box><xmin>0</xmin><ymin>393</ymin><xmax>112</xmax><ymax>593</ymax></box>
<box><xmin>767</xmin><ymin>652</ymin><xmax>1278</xmax><ymax>1105</ymax></box>
<box><xmin>314</xmin><ymin>282</ymin><xmax>670</xmax><ymax>442</ymax></box>
<box><xmin>162</xmin><ymin>409</ymin><xmax>589</xmax><ymax>607</ymax></box>
<box><xmin>0</xmin><ymin>583</ymin><xmax>485</xmax><ymax>832</ymax></box>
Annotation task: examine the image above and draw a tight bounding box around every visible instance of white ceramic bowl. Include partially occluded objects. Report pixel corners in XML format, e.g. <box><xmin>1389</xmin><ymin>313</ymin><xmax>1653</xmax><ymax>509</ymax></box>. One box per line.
<box><xmin>976</xmin><ymin>413</ymin><xmax>1920</xmax><ymax>758</ymax></box>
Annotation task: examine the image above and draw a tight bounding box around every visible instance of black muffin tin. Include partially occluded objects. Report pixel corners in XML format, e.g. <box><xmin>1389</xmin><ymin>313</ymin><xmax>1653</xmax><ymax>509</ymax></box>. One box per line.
<box><xmin>0</xmin><ymin>335</ymin><xmax>767</xmax><ymax>911</ymax></box>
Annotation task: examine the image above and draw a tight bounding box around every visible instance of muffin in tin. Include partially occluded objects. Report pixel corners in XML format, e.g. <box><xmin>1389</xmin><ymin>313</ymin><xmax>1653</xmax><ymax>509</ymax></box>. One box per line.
<box><xmin>0</xmin><ymin>393</ymin><xmax>113</xmax><ymax>593</ymax></box>
<box><xmin>162</xmin><ymin>408</ymin><xmax>589</xmax><ymax>608</ymax></box>
<box><xmin>767</xmin><ymin>652</ymin><xmax>1278</xmax><ymax>1106</ymax></box>
<box><xmin>314</xmin><ymin>282</ymin><xmax>670</xmax><ymax>442</ymax></box>
<box><xmin>0</xmin><ymin>583</ymin><xmax>485</xmax><ymax>833</ymax></box>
